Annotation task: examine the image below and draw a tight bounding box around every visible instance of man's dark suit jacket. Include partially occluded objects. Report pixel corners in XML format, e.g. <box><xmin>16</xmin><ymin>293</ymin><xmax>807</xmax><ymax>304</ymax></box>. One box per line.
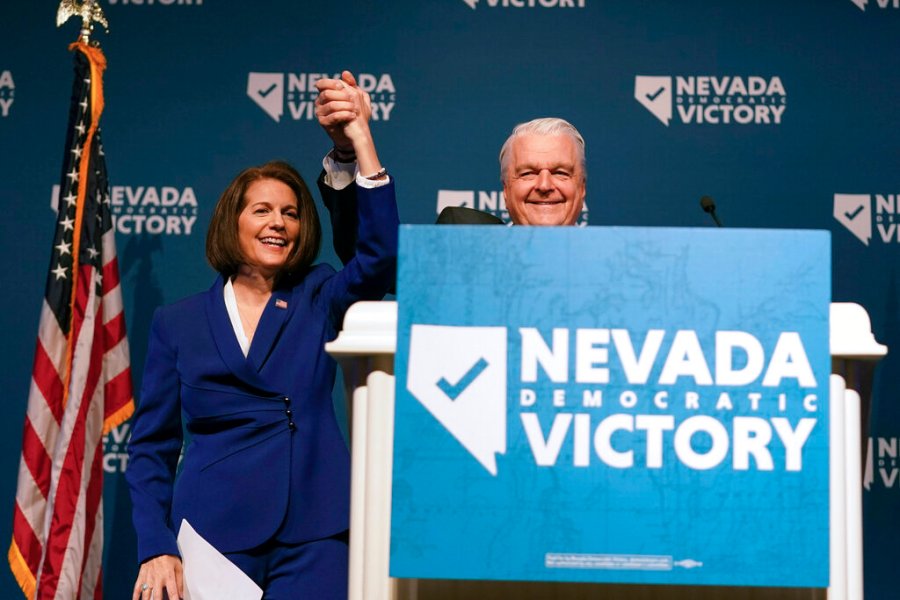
<box><xmin>435</xmin><ymin>206</ymin><xmax>505</xmax><ymax>225</ymax></box>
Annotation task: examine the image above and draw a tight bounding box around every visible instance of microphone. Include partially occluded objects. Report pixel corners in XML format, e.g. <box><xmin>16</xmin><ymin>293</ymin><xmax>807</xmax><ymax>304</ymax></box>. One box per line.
<box><xmin>700</xmin><ymin>196</ymin><xmax>723</xmax><ymax>227</ymax></box>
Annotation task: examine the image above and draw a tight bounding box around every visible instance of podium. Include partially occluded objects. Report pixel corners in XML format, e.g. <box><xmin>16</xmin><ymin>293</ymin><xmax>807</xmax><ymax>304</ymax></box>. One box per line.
<box><xmin>326</xmin><ymin>227</ymin><xmax>886</xmax><ymax>600</ymax></box>
<box><xmin>327</xmin><ymin>300</ymin><xmax>885</xmax><ymax>600</ymax></box>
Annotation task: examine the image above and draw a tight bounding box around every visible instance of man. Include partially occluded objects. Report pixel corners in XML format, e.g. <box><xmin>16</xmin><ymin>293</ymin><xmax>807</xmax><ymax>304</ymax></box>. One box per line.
<box><xmin>498</xmin><ymin>117</ymin><xmax>586</xmax><ymax>226</ymax></box>
<box><xmin>435</xmin><ymin>117</ymin><xmax>586</xmax><ymax>225</ymax></box>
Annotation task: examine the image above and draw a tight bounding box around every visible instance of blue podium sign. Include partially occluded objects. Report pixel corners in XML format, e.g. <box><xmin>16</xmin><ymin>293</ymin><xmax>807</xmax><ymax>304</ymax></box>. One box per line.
<box><xmin>391</xmin><ymin>226</ymin><xmax>830</xmax><ymax>588</ymax></box>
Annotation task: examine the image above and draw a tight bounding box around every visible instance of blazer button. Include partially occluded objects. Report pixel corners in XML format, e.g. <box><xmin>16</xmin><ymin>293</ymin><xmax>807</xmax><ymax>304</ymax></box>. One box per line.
<box><xmin>285</xmin><ymin>409</ymin><xmax>293</xmax><ymax>418</ymax></box>
<box><xmin>288</xmin><ymin>421</ymin><xmax>296</xmax><ymax>430</ymax></box>
<box><xmin>283</xmin><ymin>396</ymin><xmax>290</xmax><ymax>405</ymax></box>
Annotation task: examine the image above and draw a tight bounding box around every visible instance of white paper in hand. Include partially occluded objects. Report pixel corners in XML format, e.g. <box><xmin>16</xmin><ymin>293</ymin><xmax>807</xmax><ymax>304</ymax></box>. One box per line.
<box><xmin>176</xmin><ymin>519</ymin><xmax>263</xmax><ymax>600</ymax></box>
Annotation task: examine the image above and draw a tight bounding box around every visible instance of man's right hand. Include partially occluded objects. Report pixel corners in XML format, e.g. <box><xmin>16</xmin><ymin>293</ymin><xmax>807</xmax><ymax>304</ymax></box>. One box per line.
<box><xmin>315</xmin><ymin>71</ymin><xmax>372</xmax><ymax>152</ymax></box>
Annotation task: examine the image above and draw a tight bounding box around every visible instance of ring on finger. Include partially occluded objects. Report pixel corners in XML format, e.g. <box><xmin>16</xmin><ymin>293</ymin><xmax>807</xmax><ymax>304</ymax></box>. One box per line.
<box><xmin>141</xmin><ymin>583</ymin><xmax>151</xmax><ymax>592</ymax></box>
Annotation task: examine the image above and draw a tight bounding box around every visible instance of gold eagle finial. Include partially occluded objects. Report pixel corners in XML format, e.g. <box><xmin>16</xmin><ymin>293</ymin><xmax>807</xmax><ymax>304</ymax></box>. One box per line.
<box><xmin>56</xmin><ymin>0</ymin><xmax>109</xmax><ymax>44</ymax></box>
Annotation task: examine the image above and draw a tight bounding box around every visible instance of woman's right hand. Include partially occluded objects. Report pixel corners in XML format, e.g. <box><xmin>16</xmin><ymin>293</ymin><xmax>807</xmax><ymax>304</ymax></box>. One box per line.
<box><xmin>315</xmin><ymin>71</ymin><xmax>367</xmax><ymax>152</ymax></box>
<box><xmin>132</xmin><ymin>554</ymin><xmax>183</xmax><ymax>600</ymax></box>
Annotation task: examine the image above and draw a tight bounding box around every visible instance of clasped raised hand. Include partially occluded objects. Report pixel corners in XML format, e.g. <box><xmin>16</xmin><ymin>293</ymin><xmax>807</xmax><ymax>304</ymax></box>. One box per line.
<box><xmin>315</xmin><ymin>70</ymin><xmax>373</xmax><ymax>151</ymax></box>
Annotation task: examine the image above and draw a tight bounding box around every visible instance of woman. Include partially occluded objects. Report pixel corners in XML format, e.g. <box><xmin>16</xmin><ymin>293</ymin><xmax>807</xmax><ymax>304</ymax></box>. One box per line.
<box><xmin>126</xmin><ymin>72</ymin><xmax>397</xmax><ymax>600</ymax></box>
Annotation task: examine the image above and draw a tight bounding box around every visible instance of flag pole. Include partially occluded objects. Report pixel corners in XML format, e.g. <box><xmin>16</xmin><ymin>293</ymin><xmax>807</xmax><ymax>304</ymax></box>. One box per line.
<box><xmin>9</xmin><ymin>3</ymin><xmax>133</xmax><ymax>598</ymax></box>
<box><xmin>56</xmin><ymin>0</ymin><xmax>110</xmax><ymax>45</ymax></box>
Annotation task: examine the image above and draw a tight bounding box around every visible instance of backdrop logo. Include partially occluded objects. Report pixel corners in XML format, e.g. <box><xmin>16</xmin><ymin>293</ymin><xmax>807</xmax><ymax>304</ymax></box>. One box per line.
<box><xmin>52</xmin><ymin>184</ymin><xmax>199</xmax><ymax>235</ymax></box>
<box><xmin>103</xmin><ymin>423</ymin><xmax>130</xmax><ymax>473</ymax></box>
<box><xmin>407</xmin><ymin>325</ymin><xmax>508</xmax><ymax>475</ymax></box>
<box><xmin>834</xmin><ymin>193</ymin><xmax>871</xmax><ymax>245</ymax></box>
<box><xmin>635</xmin><ymin>75</ymin><xmax>787</xmax><ymax>126</ymax></box>
<box><xmin>0</xmin><ymin>70</ymin><xmax>14</xmax><ymax>117</ymax></box>
<box><xmin>865</xmin><ymin>437</ymin><xmax>900</xmax><ymax>489</ymax></box>
<box><xmin>247</xmin><ymin>71</ymin><xmax>396</xmax><ymax>123</ymax></box>
<box><xmin>849</xmin><ymin>0</ymin><xmax>900</xmax><ymax>10</ymax></box>
<box><xmin>436</xmin><ymin>189</ymin><xmax>589</xmax><ymax>225</ymax></box>
<box><xmin>635</xmin><ymin>76</ymin><xmax>672</xmax><ymax>126</ymax></box>
<box><xmin>834</xmin><ymin>193</ymin><xmax>900</xmax><ymax>245</ymax></box>
<box><xmin>247</xmin><ymin>73</ymin><xmax>283</xmax><ymax>121</ymax></box>
<box><xmin>462</xmin><ymin>0</ymin><xmax>585</xmax><ymax>8</ymax></box>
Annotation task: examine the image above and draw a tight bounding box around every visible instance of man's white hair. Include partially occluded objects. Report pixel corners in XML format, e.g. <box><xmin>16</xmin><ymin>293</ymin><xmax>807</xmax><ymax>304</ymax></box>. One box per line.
<box><xmin>499</xmin><ymin>117</ymin><xmax>586</xmax><ymax>183</ymax></box>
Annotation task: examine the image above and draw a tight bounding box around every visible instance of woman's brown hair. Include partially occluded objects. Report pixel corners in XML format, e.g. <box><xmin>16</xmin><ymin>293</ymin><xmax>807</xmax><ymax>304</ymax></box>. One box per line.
<box><xmin>206</xmin><ymin>161</ymin><xmax>321</xmax><ymax>285</ymax></box>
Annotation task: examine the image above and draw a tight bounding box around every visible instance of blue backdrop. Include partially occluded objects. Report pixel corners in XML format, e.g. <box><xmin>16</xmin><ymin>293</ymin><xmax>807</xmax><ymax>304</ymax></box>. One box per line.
<box><xmin>2</xmin><ymin>1</ymin><xmax>898</xmax><ymax>597</ymax></box>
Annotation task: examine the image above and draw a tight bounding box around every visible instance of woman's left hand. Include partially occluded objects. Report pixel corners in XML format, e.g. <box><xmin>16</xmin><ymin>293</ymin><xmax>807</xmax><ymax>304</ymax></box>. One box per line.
<box><xmin>132</xmin><ymin>554</ymin><xmax>183</xmax><ymax>600</ymax></box>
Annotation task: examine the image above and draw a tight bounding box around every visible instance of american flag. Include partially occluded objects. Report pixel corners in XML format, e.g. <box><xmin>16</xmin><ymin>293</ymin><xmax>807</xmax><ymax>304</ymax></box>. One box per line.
<box><xmin>8</xmin><ymin>42</ymin><xmax>133</xmax><ymax>599</ymax></box>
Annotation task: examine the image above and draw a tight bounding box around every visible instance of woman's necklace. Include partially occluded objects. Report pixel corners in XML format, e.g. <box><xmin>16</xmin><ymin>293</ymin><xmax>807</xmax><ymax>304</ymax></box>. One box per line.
<box><xmin>233</xmin><ymin>279</ymin><xmax>272</xmax><ymax>345</ymax></box>
<box><xmin>238</xmin><ymin>302</ymin><xmax>265</xmax><ymax>343</ymax></box>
